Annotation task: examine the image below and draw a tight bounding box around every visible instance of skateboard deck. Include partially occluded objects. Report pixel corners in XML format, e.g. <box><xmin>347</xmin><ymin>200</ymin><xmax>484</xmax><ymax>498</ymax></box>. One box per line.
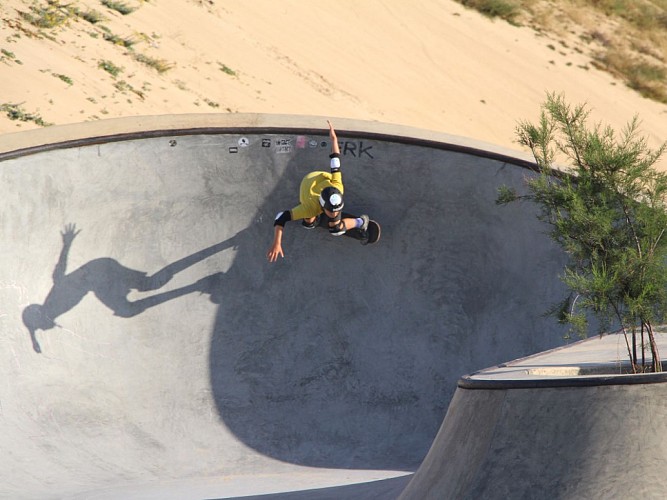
<box><xmin>347</xmin><ymin>220</ymin><xmax>381</xmax><ymax>245</ymax></box>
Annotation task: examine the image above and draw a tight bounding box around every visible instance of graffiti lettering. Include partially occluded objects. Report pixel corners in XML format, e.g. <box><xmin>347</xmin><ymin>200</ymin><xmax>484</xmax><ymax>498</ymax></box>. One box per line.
<box><xmin>341</xmin><ymin>141</ymin><xmax>374</xmax><ymax>159</ymax></box>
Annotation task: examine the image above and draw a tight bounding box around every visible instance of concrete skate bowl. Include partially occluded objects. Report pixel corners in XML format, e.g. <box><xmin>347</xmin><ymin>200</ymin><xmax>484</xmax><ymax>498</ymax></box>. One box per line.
<box><xmin>0</xmin><ymin>115</ymin><xmax>568</xmax><ymax>499</ymax></box>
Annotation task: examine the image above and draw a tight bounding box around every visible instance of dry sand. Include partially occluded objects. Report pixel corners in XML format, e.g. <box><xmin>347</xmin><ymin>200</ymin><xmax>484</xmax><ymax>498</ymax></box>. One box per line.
<box><xmin>1</xmin><ymin>0</ymin><xmax>666</xmax><ymax>165</ymax></box>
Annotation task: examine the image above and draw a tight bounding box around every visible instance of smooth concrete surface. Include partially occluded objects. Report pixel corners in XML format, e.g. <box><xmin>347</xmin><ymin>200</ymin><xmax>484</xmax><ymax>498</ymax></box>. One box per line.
<box><xmin>401</xmin><ymin>332</ymin><xmax>667</xmax><ymax>499</ymax></box>
<box><xmin>467</xmin><ymin>330</ymin><xmax>667</xmax><ymax>382</ymax></box>
<box><xmin>0</xmin><ymin>114</ymin><xmax>569</xmax><ymax>498</ymax></box>
<box><xmin>401</xmin><ymin>382</ymin><xmax>667</xmax><ymax>499</ymax></box>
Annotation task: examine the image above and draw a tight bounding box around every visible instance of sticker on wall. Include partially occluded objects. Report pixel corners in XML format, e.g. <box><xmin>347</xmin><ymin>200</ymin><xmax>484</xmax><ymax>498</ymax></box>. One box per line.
<box><xmin>262</xmin><ymin>138</ymin><xmax>272</xmax><ymax>147</ymax></box>
<box><xmin>296</xmin><ymin>136</ymin><xmax>307</xmax><ymax>149</ymax></box>
<box><xmin>229</xmin><ymin>146</ymin><xmax>238</xmax><ymax>154</ymax></box>
<box><xmin>275</xmin><ymin>138</ymin><xmax>292</xmax><ymax>154</ymax></box>
<box><xmin>308</xmin><ymin>140</ymin><xmax>318</xmax><ymax>148</ymax></box>
<box><xmin>238</xmin><ymin>137</ymin><xmax>250</xmax><ymax>148</ymax></box>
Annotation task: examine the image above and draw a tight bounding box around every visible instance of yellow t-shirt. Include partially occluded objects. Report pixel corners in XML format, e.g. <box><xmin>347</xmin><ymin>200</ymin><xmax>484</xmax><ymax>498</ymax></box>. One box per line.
<box><xmin>290</xmin><ymin>170</ymin><xmax>344</xmax><ymax>220</ymax></box>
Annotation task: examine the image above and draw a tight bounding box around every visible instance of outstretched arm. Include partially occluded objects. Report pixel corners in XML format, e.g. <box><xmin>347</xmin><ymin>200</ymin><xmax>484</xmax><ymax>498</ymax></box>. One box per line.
<box><xmin>53</xmin><ymin>223</ymin><xmax>80</xmax><ymax>283</ymax></box>
<box><xmin>267</xmin><ymin>225</ymin><xmax>285</xmax><ymax>263</ymax></box>
<box><xmin>268</xmin><ymin>210</ymin><xmax>292</xmax><ymax>262</ymax></box>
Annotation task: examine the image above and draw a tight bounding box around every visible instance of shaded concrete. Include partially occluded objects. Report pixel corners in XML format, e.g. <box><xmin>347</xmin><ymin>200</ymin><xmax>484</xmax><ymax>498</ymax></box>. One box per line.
<box><xmin>0</xmin><ymin>115</ymin><xmax>567</xmax><ymax>498</ymax></box>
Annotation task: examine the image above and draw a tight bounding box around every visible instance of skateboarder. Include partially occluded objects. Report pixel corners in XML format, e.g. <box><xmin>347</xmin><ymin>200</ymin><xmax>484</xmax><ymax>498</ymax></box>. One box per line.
<box><xmin>267</xmin><ymin>120</ymin><xmax>373</xmax><ymax>263</ymax></box>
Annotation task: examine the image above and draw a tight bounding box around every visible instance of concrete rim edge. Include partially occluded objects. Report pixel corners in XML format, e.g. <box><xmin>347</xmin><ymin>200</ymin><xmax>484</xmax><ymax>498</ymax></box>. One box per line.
<box><xmin>458</xmin><ymin>372</ymin><xmax>667</xmax><ymax>390</ymax></box>
<box><xmin>0</xmin><ymin>113</ymin><xmax>538</xmax><ymax>170</ymax></box>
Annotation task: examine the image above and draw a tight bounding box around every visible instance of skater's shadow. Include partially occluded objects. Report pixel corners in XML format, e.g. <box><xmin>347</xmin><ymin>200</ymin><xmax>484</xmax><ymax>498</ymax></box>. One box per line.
<box><xmin>22</xmin><ymin>224</ymin><xmax>236</xmax><ymax>353</ymax></box>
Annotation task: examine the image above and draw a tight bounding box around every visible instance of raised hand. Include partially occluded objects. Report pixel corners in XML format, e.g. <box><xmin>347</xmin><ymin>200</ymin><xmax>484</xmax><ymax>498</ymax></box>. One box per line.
<box><xmin>327</xmin><ymin>120</ymin><xmax>340</xmax><ymax>156</ymax></box>
<box><xmin>327</xmin><ymin>120</ymin><xmax>336</xmax><ymax>140</ymax></box>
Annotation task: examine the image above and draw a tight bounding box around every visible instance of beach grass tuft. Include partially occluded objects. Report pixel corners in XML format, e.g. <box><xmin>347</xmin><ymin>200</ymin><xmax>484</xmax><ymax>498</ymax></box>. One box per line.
<box><xmin>101</xmin><ymin>0</ymin><xmax>137</xmax><ymax>16</ymax></box>
<box><xmin>0</xmin><ymin>103</ymin><xmax>52</xmax><ymax>126</ymax></box>
<box><xmin>133</xmin><ymin>53</ymin><xmax>174</xmax><ymax>73</ymax></box>
<box><xmin>98</xmin><ymin>59</ymin><xmax>123</xmax><ymax>77</ymax></box>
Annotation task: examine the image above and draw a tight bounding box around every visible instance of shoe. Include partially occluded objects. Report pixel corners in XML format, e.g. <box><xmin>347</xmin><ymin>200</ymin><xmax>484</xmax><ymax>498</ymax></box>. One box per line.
<box><xmin>302</xmin><ymin>216</ymin><xmax>319</xmax><ymax>229</ymax></box>
<box><xmin>359</xmin><ymin>215</ymin><xmax>369</xmax><ymax>232</ymax></box>
<box><xmin>358</xmin><ymin>215</ymin><xmax>370</xmax><ymax>244</ymax></box>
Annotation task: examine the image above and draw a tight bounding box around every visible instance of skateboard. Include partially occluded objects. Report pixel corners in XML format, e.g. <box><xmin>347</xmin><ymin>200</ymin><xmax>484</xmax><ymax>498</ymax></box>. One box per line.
<box><xmin>346</xmin><ymin>219</ymin><xmax>381</xmax><ymax>245</ymax></box>
<box><xmin>316</xmin><ymin>213</ymin><xmax>381</xmax><ymax>245</ymax></box>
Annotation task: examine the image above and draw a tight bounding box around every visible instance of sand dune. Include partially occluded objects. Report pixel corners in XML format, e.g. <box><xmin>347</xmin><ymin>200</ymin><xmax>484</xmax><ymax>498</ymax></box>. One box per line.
<box><xmin>1</xmin><ymin>0</ymin><xmax>666</xmax><ymax>163</ymax></box>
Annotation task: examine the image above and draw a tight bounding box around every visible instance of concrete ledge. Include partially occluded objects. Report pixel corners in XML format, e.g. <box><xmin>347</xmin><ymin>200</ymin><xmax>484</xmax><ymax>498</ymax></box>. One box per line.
<box><xmin>0</xmin><ymin>113</ymin><xmax>538</xmax><ymax>169</ymax></box>
<box><xmin>459</xmin><ymin>331</ymin><xmax>667</xmax><ymax>389</ymax></box>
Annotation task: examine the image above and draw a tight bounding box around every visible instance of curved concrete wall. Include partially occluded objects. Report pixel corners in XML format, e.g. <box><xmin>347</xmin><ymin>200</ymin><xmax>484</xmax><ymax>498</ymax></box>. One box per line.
<box><xmin>401</xmin><ymin>377</ymin><xmax>667</xmax><ymax>499</ymax></box>
<box><xmin>0</xmin><ymin>115</ymin><xmax>568</xmax><ymax>498</ymax></box>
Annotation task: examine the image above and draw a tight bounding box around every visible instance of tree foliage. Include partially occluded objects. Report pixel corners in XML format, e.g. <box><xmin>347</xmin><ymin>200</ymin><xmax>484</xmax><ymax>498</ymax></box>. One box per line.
<box><xmin>500</xmin><ymin>92</ymin><xmax>667</xmax><ymax>372</ymax></box>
